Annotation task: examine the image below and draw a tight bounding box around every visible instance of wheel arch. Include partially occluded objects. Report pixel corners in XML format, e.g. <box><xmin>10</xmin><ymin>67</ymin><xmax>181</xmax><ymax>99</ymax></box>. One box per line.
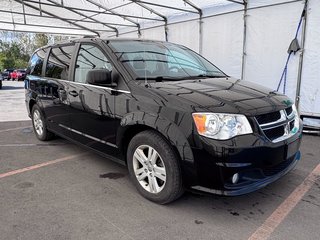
<box><xmin>117</xmin><ymin>112</ymin><xmax>194</xmax><ymax>165</ymax></box>
<box><xmin>29</xmin><ymin>99</ymin><xmax>37</xmax><ymax>113</ymax></box>
<box><xmin>28</xmin><ymin>97</ymin><xmax>46</xmax><ymax>119</ymax></box>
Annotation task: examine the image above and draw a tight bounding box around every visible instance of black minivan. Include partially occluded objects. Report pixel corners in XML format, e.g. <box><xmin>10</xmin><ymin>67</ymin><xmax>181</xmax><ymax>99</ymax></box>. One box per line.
<box><xmin>25</xmin><ymin>38</ymin><xmax>302</xmax><ymax>204</ymax></box>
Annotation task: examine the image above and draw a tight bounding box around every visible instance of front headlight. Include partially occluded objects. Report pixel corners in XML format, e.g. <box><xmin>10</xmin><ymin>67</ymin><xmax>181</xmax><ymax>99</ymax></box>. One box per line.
<box><xmin>192</xmin><ymin>113</ymin><xmax>253</xmax><ymax>140</ymax></box>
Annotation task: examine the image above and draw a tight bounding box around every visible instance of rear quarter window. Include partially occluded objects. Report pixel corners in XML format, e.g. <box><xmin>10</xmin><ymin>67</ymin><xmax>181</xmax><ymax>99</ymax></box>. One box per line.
<box><xmin>28</xmin><ymin>48</ymin><xmax>47</xmax><ymax>76</ymax></box>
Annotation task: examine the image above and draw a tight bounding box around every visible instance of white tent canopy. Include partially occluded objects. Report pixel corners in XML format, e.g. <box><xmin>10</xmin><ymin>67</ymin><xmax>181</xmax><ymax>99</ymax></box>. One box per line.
<box><xmin>0</xmin><ymin>0</ymin><xmax>244</xmax><ymax>36</ymax></box>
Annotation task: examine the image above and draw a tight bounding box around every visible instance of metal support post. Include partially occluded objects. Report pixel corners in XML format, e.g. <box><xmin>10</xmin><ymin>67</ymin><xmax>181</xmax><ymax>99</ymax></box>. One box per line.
<box><xmin>241</xmin><ymin>0</ymin><xmax>248</xmax><ymax>80</ymax></box>
<box><xmin>295</xmin><ymin>0</ymin><xmax>309</xmax><ymax>112</ymax></box>
<box><xmin>183</xmin><ymin>0</ymin><xmax>203</xmax><ymax>54</ymax></box>
<box><xmin>129</xmin><ymin>0</ymin><xmax>168</xmax><ymax>41</ymax></box>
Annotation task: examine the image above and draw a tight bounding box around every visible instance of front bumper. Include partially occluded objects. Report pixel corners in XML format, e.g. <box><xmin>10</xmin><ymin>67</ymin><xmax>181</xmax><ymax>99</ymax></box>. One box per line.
<box><xmin>191</xmin><ymin>151</ymin><xmax>300</xmax><ymax>195</ymax></box>
<box><xmin>189</xmin><ymin>121</ymin><xmax>303</xmax><ymax>196</ymax></box>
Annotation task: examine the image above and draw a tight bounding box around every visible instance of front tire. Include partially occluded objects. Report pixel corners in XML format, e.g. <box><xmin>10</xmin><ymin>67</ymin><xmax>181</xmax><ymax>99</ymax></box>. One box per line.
<box><xmin>127</xmin><ymin>130</ymin><xmax>184</xmax><ymax>204</ymax></box>
<box><xmin>31</xmin><ymin>104</ymin><xmax>54</xmax><ymax>141</ymax></box>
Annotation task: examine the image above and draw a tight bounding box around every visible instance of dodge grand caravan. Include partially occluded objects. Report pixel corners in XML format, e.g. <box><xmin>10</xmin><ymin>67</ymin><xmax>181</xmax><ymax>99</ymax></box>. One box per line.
<box><xmin>25</xmin><ymin>38</ymin><xmax>302</xmax><ymax>204</ymax></box>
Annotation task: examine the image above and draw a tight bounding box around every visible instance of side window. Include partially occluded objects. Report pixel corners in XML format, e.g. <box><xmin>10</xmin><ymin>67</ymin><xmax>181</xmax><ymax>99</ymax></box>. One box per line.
<box><xmin>45</xmin><ymin>45</ymin><xmax>75</xmax><ymax>80</ymax></box>
<box><xmin>29</xmin><ymin>48</ymin><xmax>46</xmax><ymax>76</ymax></box>
<box><xmin>74</xmin><ymin>45</ymin><xmax>112</xmax><ymax>83</ymax></box>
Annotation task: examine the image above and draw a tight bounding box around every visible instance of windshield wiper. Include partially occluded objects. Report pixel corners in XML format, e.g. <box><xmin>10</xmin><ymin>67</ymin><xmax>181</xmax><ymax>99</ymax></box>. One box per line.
<box><xmin>194</xmin><ymin>74</ymin><xmax>227</xmax><ymax>78</ymax></box>
<box><xmin>135</xmin><ymin>74</ymin><xmax>227</xmax><ymax>82</ymax></box>
<box><xmin>135</xmin><ymin>76</ymin><xmax>184</xmax><ymax>82</ymax></box>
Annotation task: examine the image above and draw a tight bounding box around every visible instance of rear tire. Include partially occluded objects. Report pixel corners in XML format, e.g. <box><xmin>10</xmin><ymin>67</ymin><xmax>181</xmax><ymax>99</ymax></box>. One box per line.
<box><xmin>31</xmin><ymin>104</ymin><xmax>54</xmax><ymax>141</ymax></box>
<box><xmin>127</xmin><ymin>130</ymin><xmax>184</xmax><ymax>204</ymax></box>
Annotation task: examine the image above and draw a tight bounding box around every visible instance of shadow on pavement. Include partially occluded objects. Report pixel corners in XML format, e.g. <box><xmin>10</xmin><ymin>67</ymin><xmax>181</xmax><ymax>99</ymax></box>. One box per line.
<box><xmin>1</xmin><ymin>84</ymin><xmax>25</xmax><ymax>90</ymax></box>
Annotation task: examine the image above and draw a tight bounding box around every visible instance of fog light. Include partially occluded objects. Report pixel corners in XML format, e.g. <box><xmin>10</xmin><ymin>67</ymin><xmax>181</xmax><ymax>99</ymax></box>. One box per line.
<box><xmin>232</xmin><ymin>173</ymin><xmax>239</xmax><ymax>184</ymax></box>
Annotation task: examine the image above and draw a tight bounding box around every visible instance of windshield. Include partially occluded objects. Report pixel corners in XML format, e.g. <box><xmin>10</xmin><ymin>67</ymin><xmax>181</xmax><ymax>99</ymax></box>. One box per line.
<box><xmin>107</xmin><ymin>40</ymin><xmax>226</xmax><ymax>81</ymax></box>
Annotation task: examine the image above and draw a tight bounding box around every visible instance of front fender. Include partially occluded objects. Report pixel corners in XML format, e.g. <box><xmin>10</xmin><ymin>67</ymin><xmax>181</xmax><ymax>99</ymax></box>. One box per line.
<box><xmin>117</xmin><ymin>111</ymin><xmax>194</xmax><ymax>164</ymax></box>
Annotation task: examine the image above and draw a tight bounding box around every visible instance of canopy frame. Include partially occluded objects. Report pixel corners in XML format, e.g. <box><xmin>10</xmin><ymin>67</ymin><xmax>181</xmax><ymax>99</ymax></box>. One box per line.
<box><xmin>84</xmin><ymin>0</ymin><xmax>141</xmax><ymax>36</ymax></box>
<box><xmin>4</xmin><ymin>0</ymin><xmax>248</xmax><ymax>39</ymax></box>
<box><xmin>13</xmin><ymin>0</ymin><xmax>100</xmax><ymax>36</ymax></box>
<box><xmin>45</xmin><ymin>0</ymin><xmax>119</xmax><ymax>36</ymax></box>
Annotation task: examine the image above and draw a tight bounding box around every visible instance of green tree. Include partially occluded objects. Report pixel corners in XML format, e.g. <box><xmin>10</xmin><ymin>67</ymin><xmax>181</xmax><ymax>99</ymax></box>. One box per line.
<box><xmin>0</xmin><ymin>40</ymin><xmax>29</xmax><ymax>69</ymax></box>
<box><xmin>0</xmin><ymin>31</ymin><xmax>73</xmax><ymax>71</ymax></box>
<box><xmin>18</xmin><ymin>33</ymin><xmax>35</xmax><ymax>56</ymax></box>
<box><xmin>34</xmin><ymin>33</ymin><xmax>49</xmax><ymax>49</ymax></box>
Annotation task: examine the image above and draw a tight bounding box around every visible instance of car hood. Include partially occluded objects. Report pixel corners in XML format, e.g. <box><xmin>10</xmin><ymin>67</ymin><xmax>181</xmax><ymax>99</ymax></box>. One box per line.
<box><xmin>147</xmin><ymin>78</ymin><xmax>293</xmax><ymax>116</ymax></box>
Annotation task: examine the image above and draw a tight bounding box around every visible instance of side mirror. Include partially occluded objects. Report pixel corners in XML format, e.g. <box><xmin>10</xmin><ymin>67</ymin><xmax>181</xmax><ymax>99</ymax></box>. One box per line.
<box><xmin>86</xmin><ymin>69</ymin><xmax>116</xmax><ymax>86</ymax></box>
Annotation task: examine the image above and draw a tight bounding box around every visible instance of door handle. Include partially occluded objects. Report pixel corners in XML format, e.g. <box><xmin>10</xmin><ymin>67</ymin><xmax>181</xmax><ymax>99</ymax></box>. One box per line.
<box><xmin>68</xmin><ymin>90</ymin><xmax>79</xmax><ymax>97</ymax></box>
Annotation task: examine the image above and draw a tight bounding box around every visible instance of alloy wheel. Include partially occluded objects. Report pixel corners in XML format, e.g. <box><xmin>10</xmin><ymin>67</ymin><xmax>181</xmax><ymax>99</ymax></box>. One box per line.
<box><xmin>132</xmin><ymin>145</ymin><xmax>166</xmax><ymax>194</ymax></box>
<box><xmin>33</xmin><ymin>109</ymin><xmax>44</xmax><ymax>136</ymax></box>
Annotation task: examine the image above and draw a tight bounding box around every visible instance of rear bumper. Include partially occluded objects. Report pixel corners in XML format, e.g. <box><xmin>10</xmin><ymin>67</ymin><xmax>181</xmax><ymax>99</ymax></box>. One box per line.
<box><xmin>188</xmin><ymin>122</ymin><xmax>303</xmax><ymax>195</ymax></box>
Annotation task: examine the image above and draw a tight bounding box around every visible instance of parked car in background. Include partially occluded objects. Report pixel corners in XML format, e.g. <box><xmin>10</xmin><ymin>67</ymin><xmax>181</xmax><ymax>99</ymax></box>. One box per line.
<box><xmin>2</xmin><ymin>68</ymin><xmax>15</xmax><ymax>80</ymax></box>
<box><xmin>25</xmin><ymin>38</ymin><xmax>302</xmax><ymax>204</ymax></box>
<box><xmin>10</xmin><ymin>69</ymin><xmax>27</xmax><ymax>81</ymax></box>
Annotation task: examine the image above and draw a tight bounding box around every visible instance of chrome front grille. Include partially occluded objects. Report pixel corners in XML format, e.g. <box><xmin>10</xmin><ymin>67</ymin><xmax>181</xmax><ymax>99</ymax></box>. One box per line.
<box><xmin>255</xmin><ymin>106</ymin><xmax>299</xmax><ymax>143</ymax></box>
<box><xmin>256</xmin><ymin>111</ymin><xmax>281</xmax><ymax>125</ymax></box>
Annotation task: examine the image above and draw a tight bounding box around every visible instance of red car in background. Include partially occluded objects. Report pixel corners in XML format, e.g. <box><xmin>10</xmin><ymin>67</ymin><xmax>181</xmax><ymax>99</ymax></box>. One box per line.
<box><xmin>10</xmin><ymin>69</ymin><xmax>27</xmax><ymax>81</ymax></box>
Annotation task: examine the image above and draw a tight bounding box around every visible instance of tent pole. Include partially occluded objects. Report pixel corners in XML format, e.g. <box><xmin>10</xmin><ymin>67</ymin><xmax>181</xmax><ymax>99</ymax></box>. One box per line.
<box><xmin>183</xmin><ymin>0</ymin><xmax>203</xmax><ymax>54</ymax></box>
<box><xmin>295</xmin><ymin>0</ymin><xmax>309</xmax><ymax>112</ymax></box>
<box><xmin>22</xmin><ymin>1</ymin><xmax>26</xmax><ymax>24</ymax></box>
<box><xmin>129</xmin><ymin>0</ymin><xmax>168</xmax><ymax>41</ymax></box>
<box><xmin>39</xmin><ymin>0</ymin><xmax>42</xmax><ymax>16</ymax></box>
<box><xmin>199</xmin><ymin>14</ymin><xmax>203</xmax><ymax>54</ymax></box>
<box><xmin>241</xmin><ymin>0</ymin><xmax>248</xmax><ymax>80</ymax></box>
<box><xmin>132</xmin><ymin>1</ymin><xmax>198</xmax><ymax>14</ymax></box>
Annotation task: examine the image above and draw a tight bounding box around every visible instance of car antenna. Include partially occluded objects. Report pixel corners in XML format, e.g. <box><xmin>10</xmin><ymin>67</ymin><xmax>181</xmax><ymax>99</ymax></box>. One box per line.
<box><xmin>144</xmin><ymin>48</ymin><xmax>148</xmax><ymax>87</ymax></box>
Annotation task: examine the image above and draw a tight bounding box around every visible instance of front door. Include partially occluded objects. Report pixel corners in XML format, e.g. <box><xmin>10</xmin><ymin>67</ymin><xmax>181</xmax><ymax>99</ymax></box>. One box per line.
<box><xmin>68</xmin><ymin>44</ymin><xmax>118</xmax><ymax>157</ymax></box>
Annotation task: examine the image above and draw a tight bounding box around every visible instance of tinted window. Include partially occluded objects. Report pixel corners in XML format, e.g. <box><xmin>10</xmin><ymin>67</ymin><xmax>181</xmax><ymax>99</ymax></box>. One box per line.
<box><xmin>45</xmin><ymin>45</ymin><xmax>75</xmax><ymax>80</ymax></box>
<box><xmin>74</xmin><ymin>45</ymin><xmax>112</xmax><ymax>83</ymax></box>
<box><xmin>29</xmin><ymin>49</ymin><xmax>47</xmax><ymax>76</ymax></box>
